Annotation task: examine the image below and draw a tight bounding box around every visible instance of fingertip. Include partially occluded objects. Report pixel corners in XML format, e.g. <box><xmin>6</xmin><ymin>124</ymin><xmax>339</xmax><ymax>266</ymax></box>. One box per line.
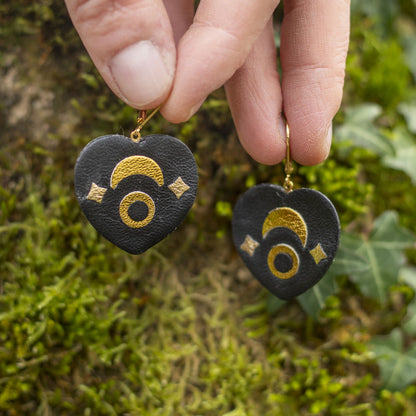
<box><xmin>161</xmin><ymin>0</ymin><xmax>279</xmax><ymax>125</ymax></box>
<box><xmin>290</xmin><ymin>123</ymin><xmax>332</xmax><ymax>166</ymax></box>
<box><xmin>238</xmin><ymin>115</ymin><xmax>287</xmax><ymax>165</ymax></box>
<box><xmin>110</xmin><ymin>41</ymin><xmax>175</xmax><ymax>109</ymax></box>
<box><xmin>248</xmin><ymin>143</ymin><xmax>286</xmax><ymax>165</ymax></box>
<box><xmin>65</xmin><ymin>0</ymin><xmax>177</xmax><ymax>110</ymax></box>
<box><xmin>161</xmin><ymin>97</ymin><xmax>206</xmax><ymax>124</ymax></box>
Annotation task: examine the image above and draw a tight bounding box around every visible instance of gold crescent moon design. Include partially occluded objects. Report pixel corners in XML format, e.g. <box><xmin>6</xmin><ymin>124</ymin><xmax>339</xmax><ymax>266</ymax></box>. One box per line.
<box><xmin>110</xmin><ymin>156</ymin><xmax>164</xmax><ymax>189</ymax></box>
<box><xmin>262</xmin><ymin>207</ymin><xmax>307</xmax><ymax>247</ymax></box>
<box><xmin>268</xmin><ymin>244</ymin><xmax>299</xmax><ymax>280</ymax></box>
<box><xmin>119</xmin><ymin>191</ymin><xmax>155</xmax><ymax>228</ymax></box>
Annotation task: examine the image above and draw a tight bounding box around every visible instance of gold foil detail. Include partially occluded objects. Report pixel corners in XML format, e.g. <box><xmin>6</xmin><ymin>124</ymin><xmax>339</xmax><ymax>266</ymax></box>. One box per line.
<box><xmin>168</xmin><ymin>177</ymin><xmax>190</xmax><ymax>199</ymax></box>
<box><xmin>240</xmin><ymin>235</ymin><xmax>260</xmax><ymax>256</ymax></box>
<box><xmin>110</xmin><ymin>156</ymin><xmax>164</xmax><ymax>189</ymax></box>
<box><xmin>268</xmin><ymin>244</ymin><xmax>299</xmax><ymax>280</ymax></box>
<box><xmin>310</xmin><ymin>243</ymin><xmax>327</xmax><ymax>264</ymax></box>
<box><xmin>119</xmin><ymin>191</ymin><xmax>155</xmax><ymax>228</ymax></box>
<box><xmin>86</xmin><ymin>182</ymin><xmax>107</xmax><ymax>203</ymax></box>
<box><xmin>262</xmin><ymin>207</ymin><xmax>307</xmax><ymax>247</ymax></box>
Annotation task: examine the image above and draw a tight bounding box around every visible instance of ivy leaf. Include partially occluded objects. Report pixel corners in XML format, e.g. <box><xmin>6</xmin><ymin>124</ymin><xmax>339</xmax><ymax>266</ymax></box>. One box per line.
<box><xmin>329</xmin><ymin>233</ymin><xmax>370</xmax><ymax>276</ymax></box>
<box><xmin>266</xmin><ymin>269</ymin><xmax>338</xmax><ymax>319</ymax></box>
<box><xmin>403</xmin><ymin>300</ymin><xmax>416</xmax><ymax>337</ymax></box>
<box><xmin>336</xmin><ymin>104</ymin><xmax>395</xmax><ymax>157</ymax></box>
<box><xmin>268</xmin><ymin>214</ymin><xmax>414</xmax><ymax>317</ymax></box>
<box><xmin>371</xmin><ymin>328</ymin><xmax>416</xmax><ymax>391</ymax></box>
<box><xmin>266</xmin><ymin>293</ymin><xmax>286</xmax><ymax>315</ymax></box>
<box><xmin>297</xmin><ymin>270</ymin><xmax>338</xmax><ymax>320</ymax></box>
<box><xmin>402</xmin><ymin>35</ymin><xmax>416</xmax><ymax>83</ymax></box>
<box><xmin>400</xmin><ymin>266</ymin><xmax>416</xmax><ymax>292</ymax></box>
<box><xmin>351</xmin><ymin>0</ymin><xmax>399</xmax><ymax>37</ymax></box>
<box><xmin>340</xmin><ymin>103</ymin><xmax>382</xmax><ymax>125</ymax></box>
<box><xmin>296</xmin><ymin>237</ymin><xmax>369</xmax><ymax>319</ymax></box>
<box><xmin>383</xmin><ymin>127</ymin><xmax>416</xmax><ymax>184</ymax></box>
<box><xmin>342</xmin><ymin>211</ymin><xmax>414</xmax><ymax>303</ymax></box>
<box><xmin>401</xmin><ymin>267</ymin><xmax>416</xmax><ymax>336</ymax></box>
<box><xmin>398</xmin><ymin>102</ymin><xmax>416</xmax><ymax>135</ymax></box>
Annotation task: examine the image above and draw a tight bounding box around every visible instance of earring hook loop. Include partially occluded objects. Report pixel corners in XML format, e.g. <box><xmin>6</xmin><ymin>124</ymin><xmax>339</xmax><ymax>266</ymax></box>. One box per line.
<box><xmin>130</xmin><ymin>106</ymin><xmax>161</xmax><ymax>142</ymax></box>
<box><xmin>283</xmin><ymin>123</ymin><xmax>294</xmax><ymax>193</ymax></box>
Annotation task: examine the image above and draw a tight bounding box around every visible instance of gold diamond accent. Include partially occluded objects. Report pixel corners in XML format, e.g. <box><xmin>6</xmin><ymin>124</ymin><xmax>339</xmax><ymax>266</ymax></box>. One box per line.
<box><xmin>240</xmin><ymin>235</ymin><xmax>260</xmax><ymax>256</ymax></box>
<box><xmin>168</xmin><ymin>177</ymin><xmax>190</xmax><ymax>199</ymax></box>
<box><xmin>310</xmin><ymin>243</ymin><xmax>327</xmax><ymax>264</ymax></box>
<box><xmin>86</xmin><ymin>182</ymin><xmax>107</xmax><ymax>203</ymax></box>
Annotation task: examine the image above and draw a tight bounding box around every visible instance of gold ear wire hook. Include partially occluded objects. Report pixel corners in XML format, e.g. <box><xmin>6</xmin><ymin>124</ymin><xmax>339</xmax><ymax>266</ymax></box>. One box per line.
<box><xmin>284</xmin><ymin>123</ymin><xmax>294</xmax><ymax>193</ymax></box>
<box><xmin>130</xmin><ymin>106</ymin><xmax>161</xmax><ymax>142</ymax></box>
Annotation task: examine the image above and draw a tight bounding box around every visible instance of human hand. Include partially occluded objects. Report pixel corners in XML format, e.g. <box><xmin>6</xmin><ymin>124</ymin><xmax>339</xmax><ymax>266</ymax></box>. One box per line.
<box><xmin>65</xmin><ymin>0</ymin><xmax>350</xmax><ymax>166</ymax></box>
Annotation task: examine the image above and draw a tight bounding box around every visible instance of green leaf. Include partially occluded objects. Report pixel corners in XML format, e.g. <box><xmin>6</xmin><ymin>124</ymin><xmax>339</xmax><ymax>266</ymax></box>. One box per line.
<box><xmin>403</xmin><ymin>300</ymin><xmax>416</xmax><ymax>336</ymax></box>
<box><xmin>342</xmin><ymin>212</ymin><xmax>414</xmax><ymax>303</ymax></box>
<box><xmin>266</xmin><ymin>293</ymin><xmax>286</xmax><ymax>315</ymax></box>
<box><xmin>336</xmin><ymin>104</ymin><xmax>395</xmax><ymax>157</ymax></box>
<box><xmin>371</xmin><ymin>211</ymin><xmax>415</xmax><ymax>250</ymax></box>
<box><xmin>383</xmin><ymin>127</ymin><xmax>416</xmax><ymax>185</ymax></box>
<box><xmin>351</xmin><ymin>0</ymin><xmax>399</xmax><ymax>36</ymax></box>
<box><xmin>351</xmin><ymin>0</ymin><xmax>398</xmax><ymax>17</ymax></box>
<box><xmin>401</xmin><ymin>267</ymin><xmax>416</xmax><ymax>336</ymax></box>
<box><xmin>328</xmin><ymin>233</ymin><xmax>370</xmax><ymax>276</ymax></box>
<box><xmin>341</xmin><ymin>102</ymin><xmax>382</xmax><ymax>124</ymax></box>
<box><xmin>263</xmin><ymin>226</ymin><xmax>379</xmax><ymax>318</ymax></box>
<box><xmin>402</xmin><ymin>35</ymin><xmax>416</xmax><ymax>82</ymax></box>
<box><xmin>398</xmin><ymin>102</ymin><xmax>416</xmax><ymax>135</ymax></box>
<box><xmin>371</xmin><ymin>328</ymin><xmax>416</xmax><ymax>391</ymax></box>
<box><xmin>399</xmin><ymin>266</ymin><xmax>416</xmax><ymax>291</ymax></box>
<box><xmin>296</xmin><ymin>231</ymin><xmax>371</xmax><ymax>319</ymax></box>
<box><xmin>297</xmin><ymin>271</ymin><xmax>338</xmax><ymax>320</ymax></box>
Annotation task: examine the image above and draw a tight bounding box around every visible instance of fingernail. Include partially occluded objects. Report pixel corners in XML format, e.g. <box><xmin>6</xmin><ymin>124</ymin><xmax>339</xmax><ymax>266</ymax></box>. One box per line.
<box><xmin>323</xmin><ymin>124</ymin><xmax>333</xmax><ymax>158</ymax></box>
<box><xmin>278</xmin><ymin>115</ymin><xmax>287</xmax><ymax>143</ymax></box>
<box><xmin>326</xmin><ymin>124</ymin><xmax>333</xmax><ymax>142</ymax></box>
<box><xmin>187</xmin><ymin>98</ymin><xmax>206</xmax><ymax>120</ymax></box>
<box><xmin>110</xmin><ymin>41</ymin><xmax>173</xmax><ymax>108</ymax></box>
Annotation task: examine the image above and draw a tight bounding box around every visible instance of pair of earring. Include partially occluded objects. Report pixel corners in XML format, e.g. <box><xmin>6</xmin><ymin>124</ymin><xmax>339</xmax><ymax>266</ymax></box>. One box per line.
<box><xmin>74</xmin><ymin>109</ymin><xmax>340</xmax><ymax>300</ymax></box>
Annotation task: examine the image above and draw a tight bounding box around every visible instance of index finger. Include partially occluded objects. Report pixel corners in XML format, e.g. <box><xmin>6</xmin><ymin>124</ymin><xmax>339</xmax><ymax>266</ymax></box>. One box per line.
<box><xmin>281</xmin><ymin>0</ymin><xmax>350</xmax><ymax>165</ymax></box>
<box><xmin>65</xmin><ymin>0</ymin><xmax>176</xmax><ymax>109</ymax></box>
<box><xmin>161</xmin><ymin>0</ymin><xmax>280</xmax><ymax>122</ymax></box>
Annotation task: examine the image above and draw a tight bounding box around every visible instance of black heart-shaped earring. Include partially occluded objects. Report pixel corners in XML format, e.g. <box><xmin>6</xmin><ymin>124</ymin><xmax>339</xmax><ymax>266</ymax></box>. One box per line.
<box><xmin>232</xmin><ymin>125</ymin><xmax>340</xmax><ymax>300</ymax></box>
<box><xmin>74</xmin><ymin>108</ymin><xmax>198</xmax><ymax>254</ymax></box>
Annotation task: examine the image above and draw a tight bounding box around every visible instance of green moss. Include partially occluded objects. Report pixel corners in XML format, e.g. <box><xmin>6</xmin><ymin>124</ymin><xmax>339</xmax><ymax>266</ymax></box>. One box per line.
<box><xmin>1</xmin><ymin>0</ymin><xmax>416</xmax><ymax>414</ymax></box>
<box><xmin>346</xmin><ymin>30</ymin><xmax>411</xmax><ymax>110</ymax></box>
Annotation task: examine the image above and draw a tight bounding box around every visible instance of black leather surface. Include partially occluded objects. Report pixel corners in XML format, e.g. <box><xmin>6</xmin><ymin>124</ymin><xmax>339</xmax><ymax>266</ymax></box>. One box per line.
<box><xmin>74</xmin><ymin>134</ymin><xmax>198</xmax><ymax>254</ymax></box>
<box><xmin>232</xmin><ymin>184</ymin><xmax>340</xmax><ymax>300</ymax></box>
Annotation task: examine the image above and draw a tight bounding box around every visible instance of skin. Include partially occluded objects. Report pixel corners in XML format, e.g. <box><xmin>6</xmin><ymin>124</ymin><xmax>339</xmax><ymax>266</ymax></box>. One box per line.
<box><xmin>65</xmin><ymin>0</ymin><xmax>350</xmax><ymax>166</ymax></box>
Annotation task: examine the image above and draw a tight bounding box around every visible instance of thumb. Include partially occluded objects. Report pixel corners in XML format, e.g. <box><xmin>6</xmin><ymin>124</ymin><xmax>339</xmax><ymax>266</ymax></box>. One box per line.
<box><xmin>65</xmin><ymin>0</ymin><xmax>176</xmax><ymax>109</ymax></box>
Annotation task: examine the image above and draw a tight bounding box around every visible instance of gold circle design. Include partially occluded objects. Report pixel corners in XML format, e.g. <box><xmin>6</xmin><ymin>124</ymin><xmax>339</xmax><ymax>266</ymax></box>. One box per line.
<box><xmin>119</xmin><ymin>191</ymin><xmax>155</xmax><ymax>228</ymax></box>
<box><xmin>267</xmin><ymin>244</ymin><xmax>299</xmax><ymax>280</ymax></box>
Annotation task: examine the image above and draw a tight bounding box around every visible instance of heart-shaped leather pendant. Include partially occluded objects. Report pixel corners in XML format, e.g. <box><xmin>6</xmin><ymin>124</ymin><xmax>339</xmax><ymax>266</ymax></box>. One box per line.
<box><xmin>74</xmin><ymin>134</ymin><xmax>198</xmax><ymax>254</ymax></box>
<box><xmin>232</xmin><ymin>184</ymin><xmax>340</xmax><ymax>300</ymax></box>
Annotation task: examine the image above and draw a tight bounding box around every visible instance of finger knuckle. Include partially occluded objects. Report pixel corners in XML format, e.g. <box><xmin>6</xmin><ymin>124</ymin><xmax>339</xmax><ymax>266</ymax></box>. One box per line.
<box><xmin>69</xmin><ymin>0</ymin><xmax>147</xmax><ymax>26</ymax></box>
